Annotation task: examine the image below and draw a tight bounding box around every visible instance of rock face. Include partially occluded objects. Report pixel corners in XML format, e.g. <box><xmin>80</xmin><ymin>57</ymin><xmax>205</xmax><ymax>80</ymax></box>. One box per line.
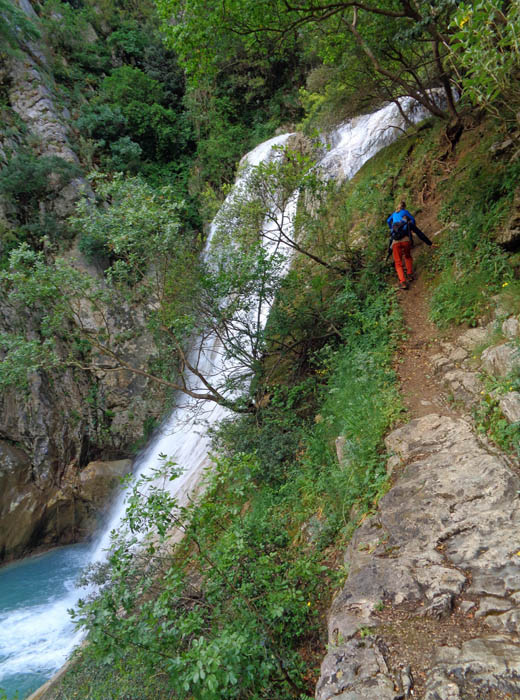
<box><xmin>481</xmin><ymin>342</ymin><xmax>520</xmax><ymax>377</ymax></box>
<box><xmin>316</xmin><ymin>413</ymin><xmax>520</xmax><ymax>700</ymax></box>
<box><xmin>0</xmin><ymin>435</ymin><xmax>131</xmax><ymax>561</ymax></box>
<box><xmin>0</xmin><ymin>32</ymin><xmax>168</xmax><ymax>558</ymax></box>
<box><xmin>0</xmin><ymin>317</ymin><xmax>166</xmax><ymax>562</ymax></box>
<box><xmin>499</xmin><ymin>391</ymin><xmax>520</xmax><ymax>423</ymax></box>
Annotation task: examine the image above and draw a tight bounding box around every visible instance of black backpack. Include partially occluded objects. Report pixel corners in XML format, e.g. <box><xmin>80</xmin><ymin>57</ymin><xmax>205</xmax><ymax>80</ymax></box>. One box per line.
<box><xmin>391</xmin><ymin>219</ymin><xmax>409</xmax><ymax>241</ymax></box>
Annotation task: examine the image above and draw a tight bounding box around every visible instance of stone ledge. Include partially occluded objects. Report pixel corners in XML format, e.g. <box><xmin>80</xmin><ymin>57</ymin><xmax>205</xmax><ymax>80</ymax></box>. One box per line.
<box><xmin>316</xmin><ymin>414</ymin><xmax>520</xmax><ymax>699</ymax></box>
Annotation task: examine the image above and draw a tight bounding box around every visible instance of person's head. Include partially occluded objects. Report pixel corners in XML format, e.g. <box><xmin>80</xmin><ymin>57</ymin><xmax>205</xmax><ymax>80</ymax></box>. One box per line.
<box><xmin>399</xmin><ymin>200</ymin><xmax>406</xmax><ymax>210</ymax></box>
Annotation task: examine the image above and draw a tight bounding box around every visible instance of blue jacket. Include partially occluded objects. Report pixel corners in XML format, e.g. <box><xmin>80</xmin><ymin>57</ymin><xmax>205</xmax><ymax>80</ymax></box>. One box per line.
<box><xmin>387</xmin><ymin>209</ymin><xmax>415</xmax><ymax>229</ymax></box>
<box><xmin>386</xmin><ymin>208</ymin><xmax>432</xmax><ymax>256</ymax></box>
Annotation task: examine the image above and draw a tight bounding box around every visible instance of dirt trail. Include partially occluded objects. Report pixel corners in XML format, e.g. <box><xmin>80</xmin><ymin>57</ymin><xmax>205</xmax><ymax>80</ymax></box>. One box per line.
<box><xmin>393</xmin><ymin>240</ymin><xmax>459</xmax><ymax>420</ymax></box>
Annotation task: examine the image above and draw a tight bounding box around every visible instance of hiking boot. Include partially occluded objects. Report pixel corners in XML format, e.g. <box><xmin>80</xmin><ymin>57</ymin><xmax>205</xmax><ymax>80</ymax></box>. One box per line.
<box><xmin>407</xmin><ymin>273</ymin><xmax>415</xmax><ymax>282</ymax></box>
<box><xmin>399</xmin><ymin>281</ymin><xmax>408</xmax><ymax>290</ymax></box>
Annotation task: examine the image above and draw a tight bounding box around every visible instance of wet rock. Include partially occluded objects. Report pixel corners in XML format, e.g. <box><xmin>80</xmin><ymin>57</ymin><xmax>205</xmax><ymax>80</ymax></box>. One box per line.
<box><xmin>78</xmin><ymin>459</ymin><xmax>131</xmax><ymax>503</ymax></box>
<box><xmin>0</xmin><ymin>277</ymin><xmax>166</xmax><ymax>558</ymax></box>
<box><xmin>0</xmin><ymin>440</ymin><xmax>45</xmax><ymax>561</ymax></box>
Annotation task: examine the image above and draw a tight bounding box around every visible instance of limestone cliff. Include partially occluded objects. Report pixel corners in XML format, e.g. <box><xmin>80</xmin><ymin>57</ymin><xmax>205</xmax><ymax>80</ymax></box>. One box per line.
<box><xmin>0</xmin><ymin>4</ymin><xmax>169</xmax><ymax>561</ymax></box>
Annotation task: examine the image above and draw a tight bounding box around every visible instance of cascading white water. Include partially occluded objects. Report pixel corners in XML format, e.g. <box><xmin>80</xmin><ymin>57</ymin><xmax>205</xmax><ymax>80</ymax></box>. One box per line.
<box><xmin>92</xmin><ymin>132</ymin><xmax>295</xmax><ymax>558</ymax></box>
<box><xmin>0</xmin><ymin>98</ymin><xmax>434</xmax><ymax>699</ymax></box>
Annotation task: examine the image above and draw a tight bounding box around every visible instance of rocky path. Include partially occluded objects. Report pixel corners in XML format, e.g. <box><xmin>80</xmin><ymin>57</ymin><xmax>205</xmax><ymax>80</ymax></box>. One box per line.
<box><xmin>316</xmin><ymin>245</ymin><xmax>520</xmax><ymax>699</ymax></box>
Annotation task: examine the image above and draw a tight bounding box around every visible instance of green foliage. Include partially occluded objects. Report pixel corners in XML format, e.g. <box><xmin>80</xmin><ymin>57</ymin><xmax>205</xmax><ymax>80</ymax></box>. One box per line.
<box><xmin>0</xmin><ymin>152</ymin><xmax>80</xmax><ymax>227</ymax></box>
<box><xmin>0</xmin><ymin>0</ymin><xmax>40</xmax><ymax>53</ymax></box>
<box><xmin>72</xmin><ymin>172</ymin><xmax>185</xmax><ymax>271</ymax></box>
<box><xmin>211</xmin><ymin>146</ymin><xmax>354</xmax><ymax>274</ymax></box>
<box><xmin>40</xmin><ymin>0</ymin><xmax>196</xmax><ymax>209</ymax></box>
<box><xmin>427</xmin><ymin>148</ymin><xmax>519</xmax><ymax>326</ymax></box>
<box><xmin>59</xmin><ymin>234</ymin><xmax>403</xmax><ymax>696</ymax></box>
<box><xmin>157</xmin><ymin>0</ymin><xmax>308</xmax><ymax>187</ymax></box>
<box><xmin>41</xmin><ymin>0</ymin><xmax>94</xmax><ymax>55</ymax></box>
<box><xmin>75</xmin><ymin>104</ymin><xmax>127</xmax><ymax>142</ymax></box>
<box><xmin>0</xmin><ymin>243</ymin><xmax>94</xmax><ymax>389</ymax></box>
<box><xmin>67</xmin><ymin>454</ymin><xmax>322</xmax><ymax>699</ymax></box>
<box><xmin>449</xmin><ymin>1</ymin><xmax>520</xmax><ymax>123</ymax></box>
<box><xmin>1</xmin><ymin>165</ymin><xmax>301</xmax><ymax>411</ymax></box>
<box><xmin>156</xmin><ymin>0</ymin><xmax>461</xmax><ymax>142</ymax></box>
<box><xmin>475</xmin><ymin>386</ymin><xmax>520</xmax><ymax>457</ymax></box>
<box><xmin>108</xmin><ymin>136</ymin><xmax>143</xmax><ymax>172</ymax></box>
<box><xmin>0</xmin><ymin>332</ymin><xmax>60</xmax><ymax>390</ymax></box>
<box><xmin>301</xmin><ymin>279</ymin><xmax>403</xmax><ymax>540</ymax></box>
<box><xmin>0</xmin><ymin>175</ymin><xmax>200</xmax><ymax>395</ymax></box>
<box><xmin>100</xmin><ymin>65</ymin><xmax>165</xmax><ymax>105</ymax></box>
<box><xmin>106</xmin><ymin>19</ymin><xmax>150</xmax><ymax>62</ymax></box>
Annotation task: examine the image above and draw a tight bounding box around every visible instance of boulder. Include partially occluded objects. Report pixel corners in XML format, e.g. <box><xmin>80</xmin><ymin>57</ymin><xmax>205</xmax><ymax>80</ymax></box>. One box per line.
<box><xmin>443</xmin><ymin>369</ymin><xmax>483</xmax><ymax>405</ymax></box>
<box><xmin>424</xmin><ymin>637</ymin><xmax>520</xmax><ymax>699</ymax></box>
<box><xmin>0</xmin><ymin>435</ymin><xmax>133</xmax><ymax>562</ymax></box>
<box><xmin>502</xmin><ymin>316</ymin><xmax>520</xmax><ymax>339</ymax></box>
<box><xmin>499</xmin><ymin>391</ymin><xmax>520</xmax><ymax>423</ymax></box>
<box><xmin>457</xmin><ymin>326</ymin><xmax>490</xmax><ymax>351</ymax></box>
<box><xmin>0</xmin><ymin>440</ymin><xmax>46</xmax><ymax>561</ymax></box>
<box><xmin>78</xmin><ymin>458</ymin><xmax>132</xmax><ymax>507</ymax></box>
<box><xmin>481</xmin><ymin>342</ymin><xmax>520</xmax><ymax>377</ymax></box>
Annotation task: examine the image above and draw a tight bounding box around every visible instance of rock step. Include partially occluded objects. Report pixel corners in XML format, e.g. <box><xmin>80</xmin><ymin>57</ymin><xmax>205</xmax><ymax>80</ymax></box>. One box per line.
<box><xmin>316</xmin><ymin>413</ymin><xmax>520</xmax><ymax>700</ymax></box>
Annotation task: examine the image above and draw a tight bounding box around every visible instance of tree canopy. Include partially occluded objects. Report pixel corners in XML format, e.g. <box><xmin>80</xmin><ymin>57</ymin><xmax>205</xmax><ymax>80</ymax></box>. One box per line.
<box><xmin>156</xmin><ymin>0</ymin><xmax>463</xmax><ymax>122</ymax></box>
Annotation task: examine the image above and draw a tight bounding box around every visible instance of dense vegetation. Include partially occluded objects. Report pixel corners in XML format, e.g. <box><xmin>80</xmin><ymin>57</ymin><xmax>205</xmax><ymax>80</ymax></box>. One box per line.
<box><xmin>0</xmin><ymin>0</ymin><xmax>520</xmax><ymax>698</ymax></box>
<box><xmin>42</xmin><ymin>115</ymin><xmax>520</xmax><ymax>698</ymax></box>
<box><xmin>51</xmin><ymin>166</ymin><xmax>405</xmax><ymax>699</ymax></box>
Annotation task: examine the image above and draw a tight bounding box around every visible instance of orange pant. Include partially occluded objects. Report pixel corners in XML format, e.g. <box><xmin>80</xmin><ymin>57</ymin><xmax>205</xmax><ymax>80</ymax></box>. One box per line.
<box><xmin>392</xmin><ymin>240</ymin><xmax>413</xmax><ymax>283</ymax></box>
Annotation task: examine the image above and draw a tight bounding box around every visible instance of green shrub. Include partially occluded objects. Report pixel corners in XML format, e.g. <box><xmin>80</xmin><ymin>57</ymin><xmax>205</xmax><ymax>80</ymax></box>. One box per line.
<box><xmin>75</xmin><ymin>104</ymin><xmax>127</xmax><ymax>142</ymax></box>
<box><xmin>428</xmin><ymin>153</ymin><xmax>518</xmax><ymax>326</ymax></box>
<box><xmin>0</xmin><ymin>153</ymin><xmax>80</xmax><ymax>240</ymax></box>
<box><xmin>108</xmin><ymin>136</ymin><xmax>142</xmax><ymax>172</ymax></box>
<box><xmin>106</xmin><ymin>20</ymin><xmax>149</xmax><ymax>63</ymax></box>
<box><xmin>0</xmin><ymin>153</ymin><xmax>80</xmax><ymax>210</ymax></box>
<box><xmin>100</xmin><ymin>65</ymin><xmax>164</xmax><ymax>106</ymax></box>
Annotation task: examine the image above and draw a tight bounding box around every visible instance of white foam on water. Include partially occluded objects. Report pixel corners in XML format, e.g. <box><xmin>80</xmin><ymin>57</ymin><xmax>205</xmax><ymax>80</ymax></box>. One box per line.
<box><xmin>0</xmin><ymin>596</ymin><xmax>84</xmax><ymax>676</ymax></box>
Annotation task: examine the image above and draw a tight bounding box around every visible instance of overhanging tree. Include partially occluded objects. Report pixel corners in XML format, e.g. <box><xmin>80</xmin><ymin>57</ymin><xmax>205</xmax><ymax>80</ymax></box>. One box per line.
<box><xmin>1</xmin><ymin>161</ymin><xmax>340</xmax><ymax>414</ymax></box>
<box><xmin>156</xmin><ymin>0</ymin><xmax>462</xmax><ymax>122</ymax></box>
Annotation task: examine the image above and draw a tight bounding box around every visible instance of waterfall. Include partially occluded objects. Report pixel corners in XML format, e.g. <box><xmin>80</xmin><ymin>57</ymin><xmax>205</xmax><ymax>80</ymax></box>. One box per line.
<box><xmin>0</xmin><ymin>98</ymin><xmax>433</xmax><ymax>699</ymax></box>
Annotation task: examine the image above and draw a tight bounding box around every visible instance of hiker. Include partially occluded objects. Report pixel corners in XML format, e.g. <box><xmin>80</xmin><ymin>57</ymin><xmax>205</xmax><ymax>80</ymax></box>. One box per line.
<box><xmin>386</xmin><ymin>201</ymin><xmax>433</xmax><ymax>290</ymax></box>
